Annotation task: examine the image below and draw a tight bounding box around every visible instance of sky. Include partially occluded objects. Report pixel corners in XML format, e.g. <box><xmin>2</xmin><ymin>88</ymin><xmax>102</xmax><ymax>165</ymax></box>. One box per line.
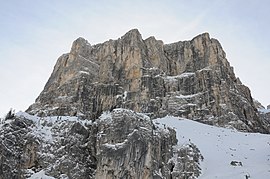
<box><xmin>0</xmin><ymin>0</ymin><xmax>270</xmax><ymax>116</ymax></box>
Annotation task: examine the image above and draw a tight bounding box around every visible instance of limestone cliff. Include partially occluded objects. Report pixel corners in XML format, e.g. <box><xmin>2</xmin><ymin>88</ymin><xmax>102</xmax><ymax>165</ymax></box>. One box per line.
<box><xmin>27</xmin><ymin>29</ymin><xmax>269</xmax><ymax>133</ymax></box>
<box><xmin>0</xmin><ymin>109</ymin><xmax>202</xmax><ymax>179</ymax></box>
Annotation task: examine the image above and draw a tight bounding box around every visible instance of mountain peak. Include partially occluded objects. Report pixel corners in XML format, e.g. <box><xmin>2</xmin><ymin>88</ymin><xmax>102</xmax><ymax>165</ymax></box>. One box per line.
<box><xmin>70</xmin><ymin>37</ymin><xmax>91</xmax><ymax>56</ymax></box>
<box><xmin>192</xmin><ymin>32</ymin><xmax>210</xmax><ymax>40</ymax></box>
<box><xmin>27</xmin><ymin>30</ymin><xmax>270</xmax><ymax>133</ymax></box>
<box><xmin>123</xmin><ymin>28</ymin><xmax>141</xmax><ymax>36</ymax></box>
<box><xmin>121</xmin><ymin>28</ymin><xmax>143</xmax><ymax>44</ymax></box>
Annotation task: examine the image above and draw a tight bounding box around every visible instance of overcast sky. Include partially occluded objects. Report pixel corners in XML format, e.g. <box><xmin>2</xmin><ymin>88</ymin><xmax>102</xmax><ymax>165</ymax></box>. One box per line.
<box><xmin>0</xmin><ymin>0</ymin><xmax>270</xmax><ymax>116</ymax></box>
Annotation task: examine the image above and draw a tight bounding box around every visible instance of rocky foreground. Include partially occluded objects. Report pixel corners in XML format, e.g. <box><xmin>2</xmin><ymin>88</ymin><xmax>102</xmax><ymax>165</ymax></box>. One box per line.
<box><xmin>0</xmin><ymin>109</ymin><xmax>202</xmax><ymax>178</ymax></box>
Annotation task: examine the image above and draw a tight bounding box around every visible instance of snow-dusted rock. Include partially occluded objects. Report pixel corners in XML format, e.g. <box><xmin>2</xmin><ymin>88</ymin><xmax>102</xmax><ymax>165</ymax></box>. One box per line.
<box><xmin>0</xmin><ymin>112</ymin><xmax>95</xmax><ymax>179</ymax></box>
<box><xmin>0</xmin><ymin>109</ymin><xmax>202</xmax><ymax>179</ymax></box>
<box><xmin>95</xmin><ymin>108</ymin><xmax>202</xmax><ymax>179</ymax></box>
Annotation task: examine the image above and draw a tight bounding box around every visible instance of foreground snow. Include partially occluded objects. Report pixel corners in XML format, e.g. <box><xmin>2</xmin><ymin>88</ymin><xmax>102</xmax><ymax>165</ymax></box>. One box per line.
<box><xmin>26</xmin><ymin>170</ymin><xmax>54</xmax><ymax>179</ymax></box>
<box><xmin>154</xmin><ymin>116</ymin><xmax>270</xmax><ymax>179</ymax></box>
<box><xmin>3</xmin><ymin>111</ymin><xmax>268</xmax><ymax>178</ymax></box>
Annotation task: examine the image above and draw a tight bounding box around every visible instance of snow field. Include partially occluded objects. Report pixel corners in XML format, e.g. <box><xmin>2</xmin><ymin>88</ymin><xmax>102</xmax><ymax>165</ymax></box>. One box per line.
<box><xmin>154</xmin><ymin>116</ymin><xmax>270</xmax><ymax>179</ymax></box>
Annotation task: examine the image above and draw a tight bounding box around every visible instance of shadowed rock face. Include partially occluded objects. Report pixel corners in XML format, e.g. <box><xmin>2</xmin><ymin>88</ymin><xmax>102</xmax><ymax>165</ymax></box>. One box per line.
<box><xmin>27</xmin><ymin>29</ymin><xmax>269</xmax><ymax>133</ymax></box>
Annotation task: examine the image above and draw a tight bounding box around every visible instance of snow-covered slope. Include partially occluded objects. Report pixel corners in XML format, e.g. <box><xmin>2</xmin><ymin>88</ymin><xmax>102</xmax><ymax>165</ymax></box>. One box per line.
<box><xmin>154</xmin><ymin>116</ymin><xmax>270</xmax><ymax>179</ymax></box>
<box><xmin>1</xmin><ymin>111</ymin><xmax>269</xmax><ymax>178</ymax></box>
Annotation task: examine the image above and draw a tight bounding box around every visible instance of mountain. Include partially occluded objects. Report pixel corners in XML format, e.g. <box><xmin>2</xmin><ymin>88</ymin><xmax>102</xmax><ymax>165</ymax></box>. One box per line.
<box><xmin>27</xmin><ymin>29</ymin><xmax>269</xmax><ymax>133</ymax></box>
<box><xmin>1</xmin><ymin>29</ymin><xmax>269</xmax><ymax>179</ymax></box>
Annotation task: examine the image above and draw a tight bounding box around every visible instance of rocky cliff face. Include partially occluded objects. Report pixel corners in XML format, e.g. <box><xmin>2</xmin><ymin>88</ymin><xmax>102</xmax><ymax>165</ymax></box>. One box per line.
<box><xmin>0</xmin><ymin>109</ymin><xmax>202</xmax><ymax>179</ymax></box>
<box><xmin>27</xmin><ymin>29</ymin><xmax>269</xmax><ymax>133</ymax></box>
<box><xmin>95</xmin><ymin>109</ymin><xmax>202</xmax><ymax>179</ymax></box>
<box><xmin>257</xmin><ymin>104</ymin><xmax>270</xmax><ymax>126</ymax></box>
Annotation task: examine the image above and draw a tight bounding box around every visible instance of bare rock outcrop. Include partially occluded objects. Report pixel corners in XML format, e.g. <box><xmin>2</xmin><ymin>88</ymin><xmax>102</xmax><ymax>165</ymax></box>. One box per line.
<box><xmin>258</xmin><ymin>104</ymin><xmax>270</xmax><ymax>127</ymax></box>
<box><xmin>0</xmin><ymin>112</ymin><xmax>96</xmax><ymax>179</ymax></box>
<box><xmin>0</xmin><ymin>109</ymin><xmax>202</xmax><ymax>179</ymax></box>
<box><xmin>95</xmin><ymin>109</ymin><xmax>202</xmax><ymax>179</ymax></box>
<box><xmin>27</xmin><ymin>29</ymin><xmax>269</xmax><ymax>133</ymax></box>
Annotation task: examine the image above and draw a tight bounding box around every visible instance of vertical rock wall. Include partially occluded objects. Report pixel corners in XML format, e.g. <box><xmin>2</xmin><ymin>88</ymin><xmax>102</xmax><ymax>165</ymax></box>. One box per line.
<box><xmin>27</xmin><ymin>29</ymin><xmax>269</xmax><ymax>133</ymax></box>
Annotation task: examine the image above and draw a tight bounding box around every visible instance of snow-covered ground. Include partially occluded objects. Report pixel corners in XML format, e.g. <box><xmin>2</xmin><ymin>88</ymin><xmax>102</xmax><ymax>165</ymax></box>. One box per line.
<box><xmin>154</xmin><ymin>116</ymin><xmax>270</xmax><ymax>179</ymax></box>
<box><xmin>2</xmin><ymin>111</ymin><xmax>269</xmax><ymax>179</ymax></box>
<box><xmin>26</xmin><ymin>170</ymin><xmax>54</xmax><ymax>179</ymax></box>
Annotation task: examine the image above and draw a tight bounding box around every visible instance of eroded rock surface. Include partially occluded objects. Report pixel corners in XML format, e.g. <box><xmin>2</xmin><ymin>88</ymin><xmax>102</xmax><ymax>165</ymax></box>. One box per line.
<box><xmin>95</xmin><ymin>109</ymin><xmax>202</xmax><ymax>179</ymax></box>
<box><xmin>0</xmin><ymin>109</ymin><xmax>202</xmax><ymax>179</ymax></box>
<box><xmin>0</xmin><ymin>112</ymin><xmax>96</xmax><ymax>179</ymax></box>
<box><xmin>27</xmin><ymin>29</ymin><xmax>269</xmax><ymax>133</ymax></box>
